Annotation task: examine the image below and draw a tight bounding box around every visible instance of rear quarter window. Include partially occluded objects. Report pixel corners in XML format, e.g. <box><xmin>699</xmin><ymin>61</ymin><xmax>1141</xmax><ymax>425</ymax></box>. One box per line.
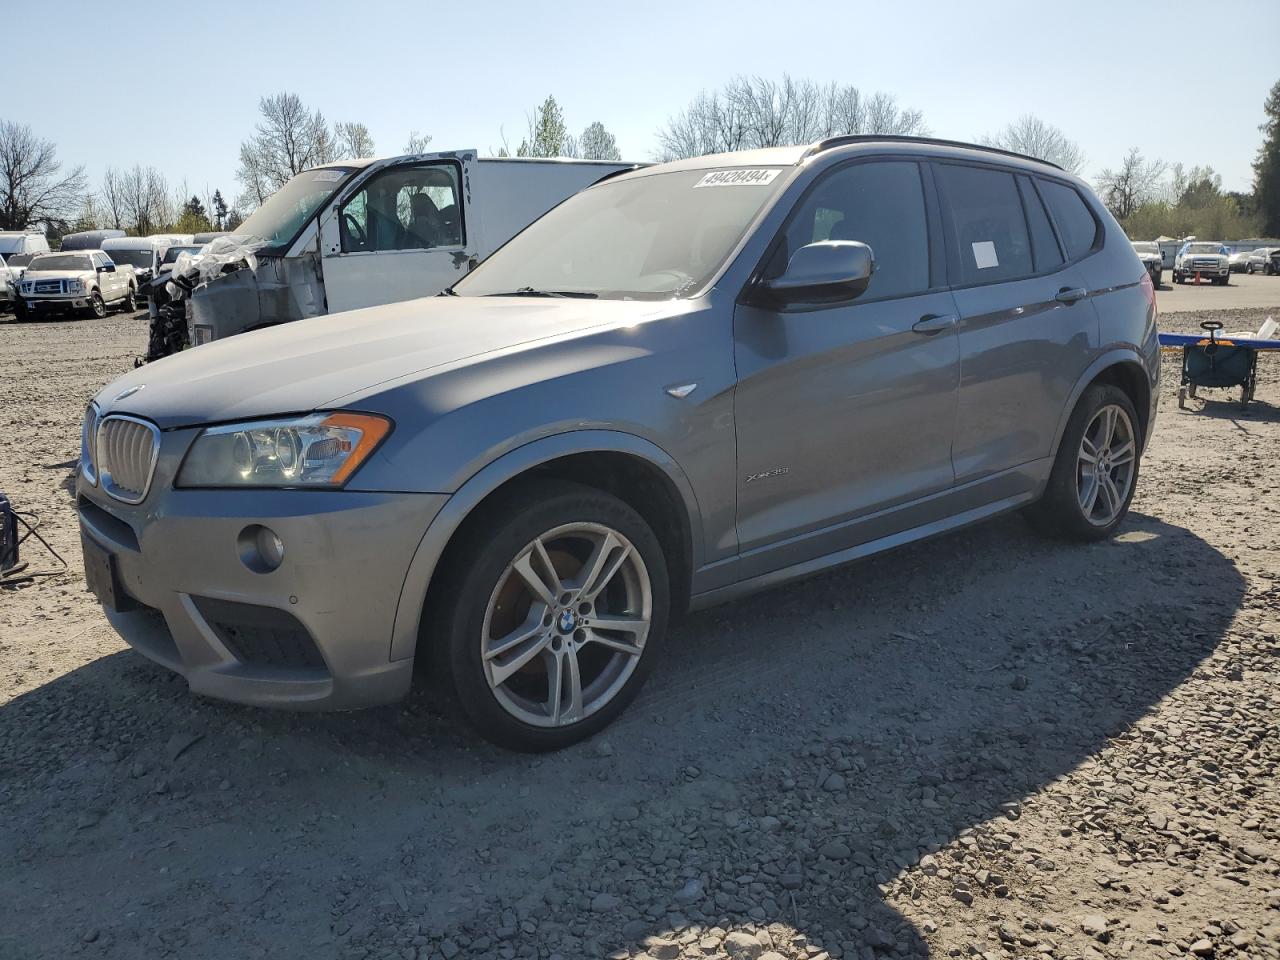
<box><xmin>1038</xmin><ymin>179</ymin><xmax>1099</xmax><ymax>261</ymax></box>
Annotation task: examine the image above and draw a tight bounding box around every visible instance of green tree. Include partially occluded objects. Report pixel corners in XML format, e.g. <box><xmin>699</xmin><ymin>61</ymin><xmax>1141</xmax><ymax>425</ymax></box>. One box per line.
<box><xmin>517</xmin><ymin>96</ymin><xmax>568</xmax><ymax>158</ymax></box>
<box><xmin>212</xmin><ymin>189</ymin><xmax>228</xmax><ymax>230</ymax></box>
<box><xmin>573</xmin><ymin>121</ymin><xmax>622</xmax><ymax>161</ymax></box>
<box><xmin>1254</xmin><ymin>78</ymin><xmax>1280</xmax><ymax>235</ymax></box>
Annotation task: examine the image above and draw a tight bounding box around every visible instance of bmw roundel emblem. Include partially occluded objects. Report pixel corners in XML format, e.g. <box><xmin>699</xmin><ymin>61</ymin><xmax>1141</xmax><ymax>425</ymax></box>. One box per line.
<box><xmin>114</xmin><ymin>384</ymin><xmax>146</xmax><ymax>402</ymax></box>
<box><xmin>557</xmin><ymin>609</ymin><xmax>576</xmax><ymax>633</ymax></box>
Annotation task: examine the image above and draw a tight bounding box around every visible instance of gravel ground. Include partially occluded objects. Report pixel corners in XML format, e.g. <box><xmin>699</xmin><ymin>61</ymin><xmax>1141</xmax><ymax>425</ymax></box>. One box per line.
<box><xmin>0</xmin><ymin>301</ymin><xmax>1278</xmax><ymax>960</ymax></box>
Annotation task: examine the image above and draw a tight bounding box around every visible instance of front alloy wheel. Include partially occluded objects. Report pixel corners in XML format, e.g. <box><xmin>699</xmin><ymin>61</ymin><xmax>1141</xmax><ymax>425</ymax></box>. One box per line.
<box><xmin>429</xmin><ymin>479</ymin><xmax>670</xmax><ymax>751</ymax></box>
<box><xmin>482</xmin><ymin>522</ymin><xmax>651</xmax><ymax>728</ymax></box>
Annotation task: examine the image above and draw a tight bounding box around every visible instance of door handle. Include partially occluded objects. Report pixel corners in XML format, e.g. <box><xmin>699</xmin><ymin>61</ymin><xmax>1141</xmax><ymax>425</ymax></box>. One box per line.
<box><xmin>912</xmin><ymin>314</ymin><xmax>957</xmax><ymax>334</ymax></box>
<box><xmin>1056</xmin><ymin>286</ymin><xmax>1088</xmax><ymax>304</ymax></box>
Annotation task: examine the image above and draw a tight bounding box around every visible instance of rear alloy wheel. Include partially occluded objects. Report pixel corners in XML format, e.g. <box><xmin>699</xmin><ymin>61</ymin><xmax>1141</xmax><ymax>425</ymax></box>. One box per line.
<box><xmin>1025</xmin><ymin>384</ymin><xmax>1140</xmax><ymax>541</ymax></box>
<box><xmin>87</xmin><ymin>292</ymin><xmax>106</xmax><ymax>319</ymax></box>
<box><xmin>430</xmin><ymin>480</ymin><xmax>669</xmax><ymax>751</ymax></box>
<box><xmin>122</xmin><ymin>286</ymin><xmax>136</xmax><ymax>311</ymax></box>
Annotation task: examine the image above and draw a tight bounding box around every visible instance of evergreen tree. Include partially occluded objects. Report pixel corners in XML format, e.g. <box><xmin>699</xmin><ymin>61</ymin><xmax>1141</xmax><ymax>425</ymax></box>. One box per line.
<box><xmin>1253</xmin><ymin>78</ymin><xmax>1280</xmax><ymax>236</ymax></box>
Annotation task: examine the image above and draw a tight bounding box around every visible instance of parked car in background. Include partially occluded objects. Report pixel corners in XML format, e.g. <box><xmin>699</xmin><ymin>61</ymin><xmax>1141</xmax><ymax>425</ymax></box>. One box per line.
<box><xmin>192</xmin><ymin>231</ymin><xmax>229</xmax><ymax>244</ymax></box>
<box><xmin>1228</xmin><ymin>249</ymin><xmax>1254</xmax><ymax>273</ymax></box>
<box><xmin>101</xmin><ymin>235</ymin><xmax>191</xmax><ymax>290</ymax></box>
<box><xmin>1247</xmin><ymin>247</ymin><xmax>1278</xmax><ymax>274</ymax></box>
<box><xmin>1173</xmin><ymin>242</ymin><xmax>1231</xmax><ymax>284</ymax></box>
<box><xmin>61</xmin><ymin>229</ymin><xmax>126</xmax><ymax>251</ymax></box>
<box><xmin>1131</xmin><ymin>241</ymin><xmax>1163</xmax><ymax>286</ymax></box>
<box><xmin>0</xmin><ymin>254</ymin><xmax>16</xmax><ymax>309</ymax></box>
<box><xmin>184</xmin><ymin>150</ymin><xmax>641</xmax><ymax>346</ymax></box>
<box><xmin>15</xmin><ymin>251</ymin><xmax>137</xmax><ymax>318</ymax></box>
<box><xmin>0</xmin><ymin>231</ymin><xmax>50</xmax><ymax>261</ymax></box>
<box><xmin>145</xmin><ymin>244</ymin><xmax>204</xmax><ymax>317</ymax></box>
<box><xmin>79</xmin><ymin>136</ymin><xmax>1158</xmax><ymax>750</ymax></box>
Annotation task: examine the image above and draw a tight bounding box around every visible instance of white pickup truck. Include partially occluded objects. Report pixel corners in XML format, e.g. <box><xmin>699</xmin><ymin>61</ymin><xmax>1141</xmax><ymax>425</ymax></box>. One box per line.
<box><xmin>1173</xmin><ymin>241</ymin><xmax>1231</xmax><ymax>285</ymax></box>
<box><xmin>15</xmin><ymin>251</ymin><xmax>138</xmax><ymax>319</ymax></box>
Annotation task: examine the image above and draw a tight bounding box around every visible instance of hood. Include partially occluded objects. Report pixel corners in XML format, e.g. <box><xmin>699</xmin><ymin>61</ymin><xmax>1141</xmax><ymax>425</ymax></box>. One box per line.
<box><xmin>1181</xmin><ymin>250</ymin><xmax>1226</xmax><ymax>261</ymax></box>
<box><xmin>96</xmin><ymin>295</ymin><xmax>674</xmax><ymax>429</ymax></box>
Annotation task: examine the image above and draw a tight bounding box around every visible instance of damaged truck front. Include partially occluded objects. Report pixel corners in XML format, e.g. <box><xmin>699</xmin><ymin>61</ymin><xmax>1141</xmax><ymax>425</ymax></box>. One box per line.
<box><xmin>146</xmin><ymin>149</ymin><xmax>639</xmax><ymax>361</ymax></box>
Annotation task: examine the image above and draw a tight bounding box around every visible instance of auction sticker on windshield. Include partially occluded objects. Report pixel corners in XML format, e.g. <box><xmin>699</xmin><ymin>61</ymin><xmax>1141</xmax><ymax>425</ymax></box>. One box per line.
<box><xmin>694</xmin><ymin>169</ymin><xmax>781</xmax><ymax>188</ymax></box>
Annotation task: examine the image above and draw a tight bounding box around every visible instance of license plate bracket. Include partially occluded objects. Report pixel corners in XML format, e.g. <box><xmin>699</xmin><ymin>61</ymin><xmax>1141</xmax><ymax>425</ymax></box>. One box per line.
<box><xmin>82</xmin><ymin>537</ymin><xmax>135</xmax><ymax>613</ymax></box>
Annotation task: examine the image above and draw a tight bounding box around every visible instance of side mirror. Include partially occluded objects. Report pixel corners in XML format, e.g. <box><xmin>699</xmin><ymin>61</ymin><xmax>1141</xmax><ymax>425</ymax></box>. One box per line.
<box><xmin>98</xmin><ymin>263</ymin><xmax>116</xmax><ymax>273</ymax></box>
<box><xmin>763</xmin><ymin>240</ymin><xmax>874</xmax><ymax>305</ymax></box>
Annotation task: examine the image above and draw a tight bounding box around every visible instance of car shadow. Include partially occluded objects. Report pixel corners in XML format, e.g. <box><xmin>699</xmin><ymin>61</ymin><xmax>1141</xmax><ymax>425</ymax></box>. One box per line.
<box><xmin>0</xmin><ymin>511</ymin><xmax>1244</xmax><ymax>959</ymax></box>
<box><xmin>1175</xmin><ymin>395</ymin><xmax>1280</xmax><ymax>427</ymax></box>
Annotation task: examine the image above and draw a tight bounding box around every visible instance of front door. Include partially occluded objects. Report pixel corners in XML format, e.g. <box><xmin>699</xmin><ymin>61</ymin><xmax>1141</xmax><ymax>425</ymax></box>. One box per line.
<box><xmin>317</xmin><ymin>156</ymin><xmax>475</xmax><ymax>314</ymax></box>
<box><xmin>733</xmin><ymin>159</ymin><xmax>960</xmax><ymax>569</ymax></box>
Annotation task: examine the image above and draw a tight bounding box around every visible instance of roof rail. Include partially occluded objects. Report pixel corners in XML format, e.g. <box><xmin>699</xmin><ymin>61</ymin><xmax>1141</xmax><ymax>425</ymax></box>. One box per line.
<box><xmin>803</xmin><ymin>135</ymin><xmax>1064</xmax><ymax>171</ymax></box>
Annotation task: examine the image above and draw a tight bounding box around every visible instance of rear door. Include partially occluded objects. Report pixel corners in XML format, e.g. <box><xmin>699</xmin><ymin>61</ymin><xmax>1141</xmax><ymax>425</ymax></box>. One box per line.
<box><xmin>933</xmin><ymin>162</ymin><xmax>1099</xmax><ymax>485</ymax></box>
<box><xmin>317</xmin><ymin>154</ymin><xmax>476</xmax><ymax>314</ymax></box>
<box><xmin>733</xmin><ymin>158</ymin><xmax>961</xmax><ymax>566</ymax></box>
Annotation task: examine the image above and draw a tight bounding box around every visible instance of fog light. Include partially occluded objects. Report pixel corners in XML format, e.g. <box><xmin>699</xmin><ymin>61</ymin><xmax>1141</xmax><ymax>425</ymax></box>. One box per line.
<box><xmin>238</xmin><ymin>524</ymin><xmax>284</xmax><ymax>573</ymax></box>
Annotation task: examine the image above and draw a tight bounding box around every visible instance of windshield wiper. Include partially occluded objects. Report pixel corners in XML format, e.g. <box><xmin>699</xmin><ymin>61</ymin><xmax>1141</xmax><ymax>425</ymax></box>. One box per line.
<box><xmin>484</xmin><ymin>287</ymin><xmax>598</xmax><ymax>299</ymax></box>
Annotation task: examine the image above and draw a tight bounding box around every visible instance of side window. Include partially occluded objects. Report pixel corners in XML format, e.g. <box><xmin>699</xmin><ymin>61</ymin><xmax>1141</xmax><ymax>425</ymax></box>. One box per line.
<box><xmin>773</xmin><ymin>160</ymin><xmax>930</xmax><ymax>300</ymax></box>
<box><xmin>91</xmin><ymin>253</ymin><xmax>105</xmax><ymax>268</ymax></box>
<box><xmin>340</xmin><ymin>163</ymin><xmax>463</xmax><ymax>253</ymax></box>
<box><xmin>934</xmin><ymin>163</ymin><xmax>1033</xmax><ymax>284</ymax></box>
<box><xmin>1038</xmin><ymin>179</ymin><xmax>1099</xmax><ymax>261</ymax></box>
<box><xmin>1017</xmin><ymin>175</ymin><xmax>1064</xmax><ymax>272</ymax></box>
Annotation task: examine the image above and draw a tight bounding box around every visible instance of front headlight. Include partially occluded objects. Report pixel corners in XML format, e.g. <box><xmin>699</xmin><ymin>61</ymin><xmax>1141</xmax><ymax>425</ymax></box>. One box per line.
<box><xmin>176</xmin><ymin>412</ymin><xmax>392</xmax><ymax>488</ymax></box>
<box><xmin>20</xmin><ymin>281</ymin><xmax>30</xmax><ymax>294</ymax></box>
<box><xmin>67</xmin><ymin>279</ymin><xmax>85</xmax><ymax>294</ymax></box>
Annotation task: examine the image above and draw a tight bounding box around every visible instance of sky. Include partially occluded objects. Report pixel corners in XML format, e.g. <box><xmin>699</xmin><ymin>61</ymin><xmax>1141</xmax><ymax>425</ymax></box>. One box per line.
<box><xmin>7</xmin><ymin>0</ymin><xmax>1279</xmax><ymax>209</ymax></box>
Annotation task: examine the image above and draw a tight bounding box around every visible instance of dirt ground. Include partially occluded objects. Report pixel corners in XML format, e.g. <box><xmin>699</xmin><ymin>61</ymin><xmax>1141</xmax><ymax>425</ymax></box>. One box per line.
<box><xmin>0</xmin><ymin>294</ymin><xmax>1277</xmax><ymax>960</ymax></box>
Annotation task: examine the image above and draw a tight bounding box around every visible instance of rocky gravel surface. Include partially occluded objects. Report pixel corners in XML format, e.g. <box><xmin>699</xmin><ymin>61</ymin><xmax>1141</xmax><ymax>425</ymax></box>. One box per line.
<box><xmin>1</xmin><ymin>304</ymin><xmax>1278</xmax><ymax>960</ymax></box>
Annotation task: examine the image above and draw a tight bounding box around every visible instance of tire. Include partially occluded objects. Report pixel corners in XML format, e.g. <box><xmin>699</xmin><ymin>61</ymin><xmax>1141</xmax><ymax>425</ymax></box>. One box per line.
<box><xmin>86</xmin><ymin>292</ymin><xmax>106</xmax><ymax>319</ymax></box>
<box><xmin>426</xmin><ymin>479</ymin><xmax>671</xmax><ymax>751</ymax></box>
<box><xmin>1248</xmin><ymin>264</ymin><xmax>1255</xmax><ymax>275</ymax></box>
<box><xmin>122</xmin><ymin>286</ymin><xmax>136</xmax><ymax>312</ymax></box>
<box><xmin>1025</xmin><ymin>384</ymin><xmax>1141</xmax><ymax>542</ymax></box>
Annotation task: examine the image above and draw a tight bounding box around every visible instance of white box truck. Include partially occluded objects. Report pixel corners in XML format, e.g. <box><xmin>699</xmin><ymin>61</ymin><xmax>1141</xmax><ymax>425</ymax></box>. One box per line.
<box><xmin>183</xmin><ymin>150</ymin><xmax>641</xmax><ymax>346</ymax></box>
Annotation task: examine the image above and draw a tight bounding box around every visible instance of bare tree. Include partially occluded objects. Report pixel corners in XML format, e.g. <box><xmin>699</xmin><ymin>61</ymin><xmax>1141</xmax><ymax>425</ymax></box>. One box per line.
<box><xmin>404</xmin><ymin>131</ymin><xmax>433</xmax><ymax>154</ymax></box>
<box><xmin>0</xmin><ymin>121</ymin><xmax>87</xmax><ymax>231</ymax></box>
<box><xmin>1096</xmin><ymin>148</ymin><xmax>1168</xmax><ymax>221</ymax></box>
<box><xmin>980</xmin><ymin>115</ymin><xmax>1085</xmax><ymax>173</ymax></box>
<box><xmin>112</xmin><ymin>165</ymin><xmax>171</xmax><ymax>235</ymax></box>
<box><xmin>236</xmin><ymin>92</ymin><xmax>336</xmax><ymax>206</ymax></box>
<box><xmin>655</xmin><ymin>75</ymin><xmax>927</xmax><ymax>160</ymax></box>
<box><xmin>574</xmin><ymin>121</ymin><xmax>622</xmax><ymax>161</ymax></box>
<box><xmin>100</xmin><ymin>168</ymin><xmax>127</xmax><ymax>230</ymax></box>
<box><xmin>334</xmin><ymin>121</ymin><xmax>376</xmax><ymax>159</ymax></box>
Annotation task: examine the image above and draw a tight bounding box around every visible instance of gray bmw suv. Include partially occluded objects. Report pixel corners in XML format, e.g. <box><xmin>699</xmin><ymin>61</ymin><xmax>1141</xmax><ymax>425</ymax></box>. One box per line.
<box><xmin>78</xmin><ymin>137</ymin><xmax>1159</xmax><ymax>750</ymax></box>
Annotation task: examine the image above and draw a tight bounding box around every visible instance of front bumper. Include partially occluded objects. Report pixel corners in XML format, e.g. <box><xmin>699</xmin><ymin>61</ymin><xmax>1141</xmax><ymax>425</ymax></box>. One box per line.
<box><xmin>1176</xmin><ymin>263</ymin><xmax>1229</xmax><ymax>278</ymax></box>
<box><xmin>21</xmin><ymin>295</ymin><xmax>89</xmax><ymax>312</ymax></box>
<box><xmin>77</xmin><ymin>425</ymin><xmax>448</xmax><ymax>710</ymax></box>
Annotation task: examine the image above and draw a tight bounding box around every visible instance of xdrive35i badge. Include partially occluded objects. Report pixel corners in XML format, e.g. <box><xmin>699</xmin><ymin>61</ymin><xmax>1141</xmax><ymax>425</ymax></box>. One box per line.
<box><xmin>745</xmin><ymin>467</ymin><xmax>790</xmax><ymax>483</ymax></box>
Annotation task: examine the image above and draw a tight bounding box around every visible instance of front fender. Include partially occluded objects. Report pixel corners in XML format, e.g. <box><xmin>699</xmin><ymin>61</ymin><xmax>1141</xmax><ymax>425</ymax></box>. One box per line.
<box><xmin>387</xmin><ymin>429</ymin><xmax>702</xmax><ymax>662</ymax></box>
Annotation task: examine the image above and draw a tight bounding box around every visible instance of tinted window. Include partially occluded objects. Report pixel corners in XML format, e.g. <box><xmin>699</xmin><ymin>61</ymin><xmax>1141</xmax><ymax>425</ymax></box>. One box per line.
<box><xmin>935</xmin><ymin>164</ymin><xmax>1033</xmax><ymax>284</ymax></box>
<box><xmin>1038</xmin><ymin>180</ymin><xmax>1098</xmax><ymax>260</ymax></box>
<box><xmin>774</xmin><ymin>161</ymin><xmax>929</xmax><ymax>300</ymax></box>
<box><xmin>1017</xmin><ymin>176</ymin><xmax>1064</xmax><ymax>272</ymax></box>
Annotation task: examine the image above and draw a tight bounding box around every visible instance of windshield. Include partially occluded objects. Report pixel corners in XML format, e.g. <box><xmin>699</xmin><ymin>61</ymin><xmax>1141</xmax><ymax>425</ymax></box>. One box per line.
<box><xmin>1184</xmin><ymin>243</ymin><xmax>1225</xmax><ymax>254</ymax></box>
<box><xmin>103</xmin><ymin>248</ymin><xmax>153</xmax><ymax>268</ymax></box>
<box><xmin>28</xmin><ymin>254</ymin><xmax>92</xmax><ymax>271</ymax></box>
<box><xmin>234</xmin><ymin>166</ymin><xmax>356</xmax><ymax>250</ymax></box>
<box><xmin>6</xmin><ymin>253</ymin><xmax>35</xmax><ymax>267</ymax></box>
<box><xmin>454</xmin><ymin>168</ymin><xmax>790</xmax><ymax>300</ymax></box>
<box><xmin>1132</xmin><ymin>242</ymin><xmax>1158</xmax><ymax>254</ymax></box>
<box><xmin>162</xmin><ymin>245</ymin><xmax>201</xmax><ymax>265</ymax></box>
